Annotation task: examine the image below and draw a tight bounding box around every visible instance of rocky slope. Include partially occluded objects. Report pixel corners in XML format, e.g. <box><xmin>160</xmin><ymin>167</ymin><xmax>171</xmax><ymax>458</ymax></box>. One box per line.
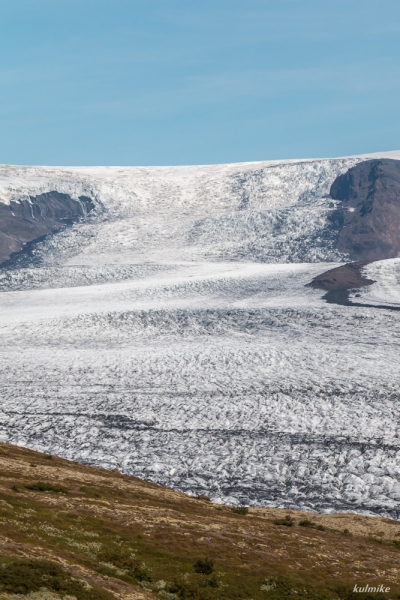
<box><xmin>306</xmin><ymin>262</ymin><xmax>374</xmax><ymax>292</ymax></box>
<box><xmin>330</xmin><ymin>159</ymin><xmax>400</xmax><ymax>262</ymax></box>
<box><xmin>306</xmin><ymin>158</ymin><xmax>400</xmax><ymax>299</ymax></box>
<box><xmin>0</xmin><ymin>191</ymin><xmax>94</xmax><ymax>265</ymax></box>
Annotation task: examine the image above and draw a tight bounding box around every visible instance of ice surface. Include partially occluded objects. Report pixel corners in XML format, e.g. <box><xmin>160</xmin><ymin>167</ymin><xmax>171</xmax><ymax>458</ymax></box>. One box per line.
<box><xmin>0</xmin><ymin>153</ymin><xmax>399</xmax><ymax>517</ymax></box>
<box><xmin>349</xmin><ymin>259</ymin><xmax>400</xmax><ymax>308</ymax></box>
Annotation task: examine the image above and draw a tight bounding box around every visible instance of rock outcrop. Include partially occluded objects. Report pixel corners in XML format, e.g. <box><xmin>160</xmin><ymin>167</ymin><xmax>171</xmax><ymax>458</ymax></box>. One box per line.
<box><xmin>0</xmin><ymin>191</ymin><xmax>94</xmax><ymax>265</ymax></box>
<box><xmin>306</xmin><ymin>261</ymin><xmax>375</xmax><ymax>292</ymax></box>
<box><xmin>330</xmin><ymin>158</ymin><xmax>400</xmax><ymax>262</ymax></box>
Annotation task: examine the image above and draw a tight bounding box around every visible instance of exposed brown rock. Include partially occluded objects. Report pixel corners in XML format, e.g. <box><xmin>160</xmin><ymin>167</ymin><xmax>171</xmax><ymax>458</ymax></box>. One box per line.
<box><xmin>0</xmin><ymin>191</ymin><xmax>94</xmax><ymax>266</ymax></box>
<box><xmin>306</xmin><ymin>262</ymin><xmax>375</xmax><ymax>292</ymax></box>
<box><xmin>330</xmin><ymin>158</ymin><xmax>400</xmax><ymax>261</ymax></box>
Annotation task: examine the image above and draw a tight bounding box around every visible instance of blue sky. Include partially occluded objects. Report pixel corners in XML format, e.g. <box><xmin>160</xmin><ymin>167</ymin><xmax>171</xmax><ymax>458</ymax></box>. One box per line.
<box><xmin>0</xmin><ymin>0</ymin><xmax>400</xmax><ymax>165</ymax></box>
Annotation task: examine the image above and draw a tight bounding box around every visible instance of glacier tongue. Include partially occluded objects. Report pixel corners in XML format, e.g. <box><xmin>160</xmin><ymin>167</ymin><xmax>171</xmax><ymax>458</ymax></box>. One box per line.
<box><xmin>0</xmin><ymin>155</ymin><xmax>399</xmax><ymax>517</ymax></box>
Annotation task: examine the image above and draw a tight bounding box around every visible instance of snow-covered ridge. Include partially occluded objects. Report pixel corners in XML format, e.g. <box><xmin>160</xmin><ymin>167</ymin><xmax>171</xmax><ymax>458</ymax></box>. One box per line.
<box><xmin>0</xmin><ymin>156</ymin><xmax>362</xmax><ymax>268</ymax></box>
<box><xmin>1</xmin><ymin>150</ymin><xmax>398</xmax><ymax>268</ymax></box>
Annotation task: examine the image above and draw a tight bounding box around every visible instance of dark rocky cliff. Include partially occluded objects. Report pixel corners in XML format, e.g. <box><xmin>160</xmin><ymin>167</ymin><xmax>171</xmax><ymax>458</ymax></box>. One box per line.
<box><xmin>330</xmin><ymin>158</ymin><xmax>400</xmax><ymax>262</ymax></box>
<box><xmin>0</xmin><ymin>191</ymin><xmax>94</xmax><ymax>265</ymax></box>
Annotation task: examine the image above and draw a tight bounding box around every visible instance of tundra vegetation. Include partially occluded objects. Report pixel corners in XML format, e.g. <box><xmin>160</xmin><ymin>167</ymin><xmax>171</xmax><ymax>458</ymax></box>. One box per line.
<box><xmin>0</xmin><ymin>443</ymin><xmax>399</xmax><ymax>600</ymax></box>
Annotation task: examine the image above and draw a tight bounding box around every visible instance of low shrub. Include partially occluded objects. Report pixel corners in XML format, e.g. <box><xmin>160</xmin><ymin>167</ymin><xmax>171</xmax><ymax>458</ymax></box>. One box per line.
<box><xmin>206</xmin><ymin>574</ymin><xmax>219</xmax><ymax>588</ymax></box>
<box><xmin>299</xmin><ymin>519</ymin><xmax>314</xmax><ymax>528</ymax></box>
<box><xmin>158</xmin><ymin>591</ymin><xmax>178</xmax><ymax>600</ymax></box>
<box><xmin>131</xmin><ymin>564</ymin><xmax>152</xmax><ymax>582</ymax></box>
<box><xmin>24</xmin><ymin>481</ymin><xmax>68</xmax><ymax>493</ymax></box>
<box><xmin>193</xmin><ymin>558</ymin><xmax>214</xmax><ymax>575</ymax></box>
<box><xmin>273</xmin><ymin>515</ymin><xmax>294</xmax><ymax>527</ymax></box>
<box><xmin>231</xmin><ymin>506</ymin><xmax>248</xmax><ymax>515</ymax></box>
<box><xmin>168</xmin><ymin>578</ymin><xmax>213</xmax><ymax>600</ymax></box>
<box><xmin>299</xmin><ymin>520</ymin><xmax>325</xmax><ymax>531</ymax></box>
<box><xmin>97</xmin><ymin>548</ymin><xmax>151</xmax><ymax>583</ymax></box>
<box><xmin>0</xmin><ymin>559</ymin><xmax>113</xmax><ymax>600</ymax></box>
<box><xmin>97</xmin><ymin>548</ymin><xmax>136</xmax><ymax>571</ymax></box>
<box><xmin>257</xmin><ymin>575</ymin><xmax>335</xmax><ymax>600</ymax></box>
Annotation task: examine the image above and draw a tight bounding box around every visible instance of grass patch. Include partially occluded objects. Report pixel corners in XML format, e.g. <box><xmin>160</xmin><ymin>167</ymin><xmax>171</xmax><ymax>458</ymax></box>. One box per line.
<box><xmin>195</xmin><ymin>495</ymin><xmax>211</xmax><ymax>501</ymax></box>
<box><xmin>0</xmin><ymin>559</ymin><xmax>113</xmax><ymax>600</ymax></box>
<box><xmin>24</xmin><ymin>481</ymin><xmax>68</xmax><ymax>494</ymax></box>
<box><xmin>80</xmin><ymin>486</ymin><xmax>101</xmax><ymax>498</ymax></box>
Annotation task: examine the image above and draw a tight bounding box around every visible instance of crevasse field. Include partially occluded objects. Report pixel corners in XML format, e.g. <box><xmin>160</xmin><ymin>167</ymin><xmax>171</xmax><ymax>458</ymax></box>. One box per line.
<box><xmin>0</xmin><ymin>153</ymin><xmax>399</xmax><ymax>517</ymax></box>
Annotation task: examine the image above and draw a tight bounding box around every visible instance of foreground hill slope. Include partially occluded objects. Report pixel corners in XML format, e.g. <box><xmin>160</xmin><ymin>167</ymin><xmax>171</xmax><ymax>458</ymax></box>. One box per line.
<box><xmin>0</xmin><ymin>443</ymin><xmax>400</xmax><ymax>600</ymax></box>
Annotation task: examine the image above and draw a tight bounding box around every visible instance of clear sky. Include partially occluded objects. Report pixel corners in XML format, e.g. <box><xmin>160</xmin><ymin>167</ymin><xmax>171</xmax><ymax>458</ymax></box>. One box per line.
<box><xmin>1</xmin><ymin>0</ymin><xmax>400</xmax><ymax>166</ymax></box>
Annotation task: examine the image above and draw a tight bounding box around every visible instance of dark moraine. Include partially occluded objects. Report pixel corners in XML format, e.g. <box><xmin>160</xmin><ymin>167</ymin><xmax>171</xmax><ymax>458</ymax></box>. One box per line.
<box><xmin>307</xmin><ymin>261</ymin><xmax>375</xmax><ymax>292</ymax></box>
<box><xmin>0</xmin><ymin>191</ymin><xmax>94</xmax><ymax>266</ymax></box>
<box><xmin>307</xmin><ymin>262</ymin><xmax>400</xmax><ymax>310</ymax></box>
<box><xmin>307</xmin><ymin>262</ymin><xmax>375</xmax><ymax>307</ymax></box>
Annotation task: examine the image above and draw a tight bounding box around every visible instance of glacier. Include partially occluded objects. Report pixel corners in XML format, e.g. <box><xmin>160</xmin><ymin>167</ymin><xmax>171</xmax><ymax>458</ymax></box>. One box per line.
<box><xmin>0</xmin><ymin>152</ymin><xmax>399</xmax><ymax>517</ymax></box>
